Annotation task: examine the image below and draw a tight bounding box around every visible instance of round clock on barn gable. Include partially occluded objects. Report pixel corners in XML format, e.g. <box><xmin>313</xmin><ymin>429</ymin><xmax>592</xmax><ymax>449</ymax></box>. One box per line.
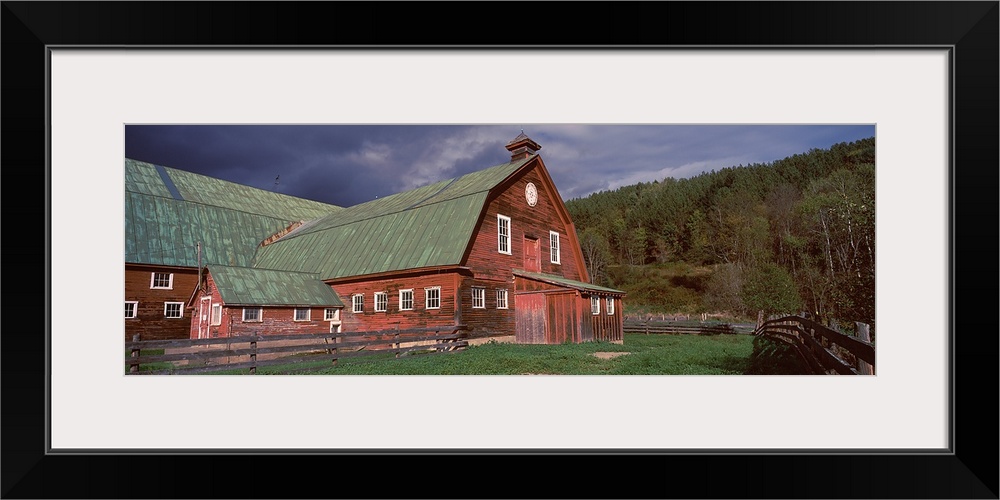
<box><xmin>525</xmin><ymin>182</ymin><xmax>538</xmax><ymax>207</ymax></box>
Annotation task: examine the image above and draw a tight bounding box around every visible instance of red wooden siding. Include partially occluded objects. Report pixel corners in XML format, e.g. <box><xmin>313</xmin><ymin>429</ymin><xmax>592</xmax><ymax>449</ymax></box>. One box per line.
<box><xmin>331</xmin><ymin>273</ymin><xmax>461</xmax><ymax>333</ymax></box>
<box><xmin>464</xmin><ymin>163</ymin><xmax>585</xmax><ymax>283</ymax></box>
<box><xmin>458</xmin><ymin>276</ymin><xmax>516</xmax><ymax>340</ymax></box>
<box><xmin>125</xmin><ymin>265</ymin><xmax>199</xmax><ymax>341</ymax></box>
<box><xmin>588</xmin><ymin>295</ymin><xmax>623</xmax><ymax>343</ymax></box>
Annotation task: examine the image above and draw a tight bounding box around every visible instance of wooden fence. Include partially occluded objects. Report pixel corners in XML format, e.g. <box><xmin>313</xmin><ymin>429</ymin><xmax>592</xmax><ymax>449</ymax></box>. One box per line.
<box><xmin>754</xmin><ymin>316</ymin><xmax>875</xmax><ymax>375</ymax></box>
<box><xmin>622</xmin><ymin>317</ymin><xmax>754</xmax><ymax>335</ymax></box>
<box><xmin>125</xmin><ymin>325</ymin><xmax>469</xmax><ymax>375</ymax></box>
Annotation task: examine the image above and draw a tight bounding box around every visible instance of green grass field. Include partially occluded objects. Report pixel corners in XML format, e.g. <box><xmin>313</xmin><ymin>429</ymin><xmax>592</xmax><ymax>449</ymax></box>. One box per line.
<box><xmin>210</xmin><ymin>333</ymin><xmax>807</xmax><ymax>375</ymax></box>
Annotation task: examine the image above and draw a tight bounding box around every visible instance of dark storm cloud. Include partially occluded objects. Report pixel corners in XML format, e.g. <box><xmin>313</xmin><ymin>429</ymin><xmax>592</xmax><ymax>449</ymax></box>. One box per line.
<box><xmin>124</xmin><ymin>124</ymin><xmax>876</xmax><ymax>207</ymax></box>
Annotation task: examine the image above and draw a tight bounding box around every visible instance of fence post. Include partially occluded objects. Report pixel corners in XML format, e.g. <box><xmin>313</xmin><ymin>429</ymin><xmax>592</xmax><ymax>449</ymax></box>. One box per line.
<box><xmin>395</xmin><ymin>331</ymin><xmax>401</xmax><ymax>359</ymax></box>
<box><xmin>756</xmin><ymin>310</ymin><xmax>764</xmax><ymax>329</ymax></box>
<box><xmin>249</xmin><ymin>339</ymin><xmax>257</xmax><ymax>374</ymax></box>
<box><xmin>129</xmin><ymin>334</ymin><xmax>140</xmax><ymax>373</ymax></box>
<box><xmin>855</xmin><ymin>322</ymin><xmax>874</xmax><ymax>375</ymax></box>
<box><xmin>332</xmin><ymin>335</ymin><xmax>339</xmax><ymax>366</ymax></box>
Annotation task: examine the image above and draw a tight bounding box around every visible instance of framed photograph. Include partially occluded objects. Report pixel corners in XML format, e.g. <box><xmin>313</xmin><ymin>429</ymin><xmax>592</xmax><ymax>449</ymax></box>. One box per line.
<box><xmin>6</xmin><ymin>2</ymin><xmax>996</xmax><ymax>498</ymax></box>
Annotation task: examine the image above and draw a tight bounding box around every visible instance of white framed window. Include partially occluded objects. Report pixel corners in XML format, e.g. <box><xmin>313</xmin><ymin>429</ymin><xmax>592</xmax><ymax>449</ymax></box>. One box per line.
<box><xmin>294</xmin><ymin>308</ymin><xmax>311</xmax><ymax>321</ymax></box>
<box><xmin>324</xmin><ymin>308</ymin><xmax>340</xmax><ymax>321</ymax></box>
<box><xmin>211</xmin><ymin>304</ymin><xmax>222</xmax><ymax>325</ymax></box>
<box><xmin>352</xmin><ymin>294</ymin><xmax>364</xmax><ymax>313</ymax></box>
<box><xmin>399</xmin><ymin>289</ymin><xmax>414</xmax><ymax>311</ymax></box>
<box><xmin>591</xmin><ymin>296</ymin><xmax>600</xmax><ymax>315</ymax></box>
<box><xmin>150</xmin><ymin>272</ymin><xmax>173</xmax><ymax>289</ymax></box>
<box><xmin>606</xmin><ymin>297</ymin><xmax>615</xmax><ymax>315</ymax></box>
<box><xmin>472</xmin><ymin>287</ymin><xmax>485</xmax><ymax>309</ymax></box>
<box><xmin>374</xmin><ymin>292</ymin><xmax>388</xmax><ymax>312</ymax></box>
<box><xmin>243</xmin><ymin>307</ymin><xmax>262</xmax><ymax>322</ymax></box>
<box><xmin>425</xmin><ymin>287</ymin><xmax>441</xmax><ymax>309</ymax></box>
<box><xmin>164</xmin><ymin>302</ymin><xmax>184</xmax><ymax>318</ymax></box>
<box><xmin>496</xmin><ymin>289</ymin><xmax>508</xmax><ymax>309</ymax></box>
<box><xmin>125</xmin><ymin>301</ymin><xmax>138</xmax><ymax>319</ymax></box>
<box><xmin>497</xmin><ymin>214</ymin><xmax>511</xmax><ymax>255</ymax></box>
<box><xmin>549</xmin><ymin>231</ymin><xmax>561</xmax><ymax>264</ymax></box>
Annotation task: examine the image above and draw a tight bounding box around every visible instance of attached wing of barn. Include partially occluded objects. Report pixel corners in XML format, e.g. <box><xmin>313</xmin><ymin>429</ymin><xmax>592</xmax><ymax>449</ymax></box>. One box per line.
<box><xmin>206</xmin><ymin>265</ymin><xmax>344</xmax><ymax>307</ymax></box>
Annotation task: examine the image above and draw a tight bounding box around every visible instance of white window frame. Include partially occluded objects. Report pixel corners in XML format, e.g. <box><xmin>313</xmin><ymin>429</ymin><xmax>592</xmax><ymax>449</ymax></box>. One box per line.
<box><xmin>471</xmin><ymin>287</ymin><xmax>485</xmax><ymax>309</ymax></box>
<box><xmin>606</xmin><ymin>297</ymin><xmax>615</xmax><ymax>315</ymax></box>
<box><xmin>211</xmin><ymin>304</ymin><xmax>222</xmax><ymax>325</ymax></box>
<box><xmin>497</xmin><ymin>214</ymin><xmax>511</xmax><ymax>255</ymax></box>
<box><xmin>374</xmin><ymin>292</ymin><xmax>388</xmax><ymax>312</ymax></box>
<box><xmin>352</xmin><ymin>294</ymin><xmax>364</xmax><ymax>313</ymax></box>
<box><xmin>549</xmin><ymin>230</ymin><xmax>561</xmax><ymax>264</ymax></box>
<box><xmin>324</xmin><ymin>308</ymin><xmax>340</xmax><ymax>321</ymax></box>
<box><xmin>294</xmin><ymin>308</ymin><xmax>311</xmax><ymax>321</ymax></box>
<box><xmin>164</xmin><ymin>301</ymin><xmax>184</xmax><ymax>319</ymax></box>
<box><xmin>496</xmin><ymin>289</ymin><xmax>508</xmax><ymax>310</ymax></box>
<box><xmin>125</xmin><ymin>301</ymin><xmax>138</xmax><ymax>319</ymax></box>
<box><xmin>425</xmin><ymin>286</ymin><xmax>441</xmax><ymax>310</ymax></box>
<box><xmin>242</xmin><ymin>307</ymin><xmax>262</xmax><ymax>322</ymax></box>
<box><xmin>591</xmin><ymin>296</ymin><xmax>600</xmax><ymax>315</ymax></box>
<box><xmin>399</xmin><ymin>289</ymin><xmax>414</xmax><ymax>311</ymax></box>
<box><xmin>150</xmin><ymin>272</ymin><xmax>173</xmax><ymax>289</ymax></box>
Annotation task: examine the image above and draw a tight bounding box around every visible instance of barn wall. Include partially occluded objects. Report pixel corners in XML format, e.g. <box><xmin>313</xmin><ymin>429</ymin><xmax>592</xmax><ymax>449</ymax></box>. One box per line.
<box><xmin>458</xmin><ymin>276</ymin><xmax>516</xmax><ymax>339</ymax></box>
<box><xmin>189</xmin><ymin>273</ymin><xmax>225</xmax><ymax>339</ymax></box>
<box><xmin>124</xmin><ymin>265</ymin><xmax>198</xmax><ymax>341</ymax></box>
<box><xmin>223</xmin><ymin>305</ymin><xmax>330</xmax><ymax>337</ymax></box>
<box><xmin>465</xmin><ymin>163</ymin><xmax>585</xmax><ymax>283</ymax></box>
<box><xmin>331</xmin><ymin>273</ymin><xmax>461</xmax><ymax>333</ymax></box>
<box><xmin>586</xmin><ymin>295</ymin><xmax>623</xmax><ymax>343</ymax></box>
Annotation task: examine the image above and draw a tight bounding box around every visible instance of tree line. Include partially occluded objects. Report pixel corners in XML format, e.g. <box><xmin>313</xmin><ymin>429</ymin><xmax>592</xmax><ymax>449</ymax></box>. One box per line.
<box><xmin>566</xmin><ymin>137</ymin><xmax>875</xmax><ymax>327</ymax></box>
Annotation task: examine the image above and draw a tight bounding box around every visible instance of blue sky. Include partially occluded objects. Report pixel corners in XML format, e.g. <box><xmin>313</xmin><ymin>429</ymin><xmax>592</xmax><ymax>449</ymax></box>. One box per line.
<box><xmin>125</xmin><ymin>124</ymin><xmax>875</xmax><ymax>208</ymax></box>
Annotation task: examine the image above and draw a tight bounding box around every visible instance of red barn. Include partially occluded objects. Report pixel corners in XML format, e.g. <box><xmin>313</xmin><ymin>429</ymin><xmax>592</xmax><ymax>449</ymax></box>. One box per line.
<box><xmin>126</xmin><ymin>133</ymin><xmax>625</xmax><ymax>344</ymax></box>
<box><xmin>124</xmin><ymin>158</ymin><xmax>342</xmax><ymax>340</ymax></box>
<box><xmin>252</xmin><ymin>133</ymin><xmax>625</xmax><ymax>343</ymax></box>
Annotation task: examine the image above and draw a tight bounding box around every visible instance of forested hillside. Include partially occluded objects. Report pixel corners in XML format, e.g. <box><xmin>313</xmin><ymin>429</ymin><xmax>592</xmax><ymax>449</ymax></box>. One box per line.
<box><xmin>566</xmin><ymin>137</ymin><xmax>875</xmax><ymax>326</ymax></box>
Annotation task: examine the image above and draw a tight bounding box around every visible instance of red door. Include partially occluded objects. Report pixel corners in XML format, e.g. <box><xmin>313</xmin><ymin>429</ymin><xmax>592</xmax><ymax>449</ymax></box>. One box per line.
<box><xmin>523</xmin><ymin>237</ymin><xmax>540</xmax><ymax>272</ymax></box>
<box><xmin>515</xmin><ymin>293</ymin><xmax>546</xmax><ymax>344</ymax></box>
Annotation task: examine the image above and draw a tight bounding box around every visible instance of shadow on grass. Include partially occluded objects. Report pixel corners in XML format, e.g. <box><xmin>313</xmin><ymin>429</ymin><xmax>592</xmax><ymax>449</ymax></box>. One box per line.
<box><xmin>745</xmin><ymin>336</ymin><xmax>811</xmax><ymax>374</ymax></box>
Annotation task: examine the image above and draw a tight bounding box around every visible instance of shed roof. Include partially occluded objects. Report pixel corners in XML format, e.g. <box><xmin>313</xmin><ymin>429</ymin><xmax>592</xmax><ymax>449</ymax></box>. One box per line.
<box><xmin>513</xmin><ymin>270</ymin><xmax>626</xmax><ymax>296</ymax></box>
<box><xmin>252</xmin><ymin>157</ymin><xmax>532</xmax><ymax>279</ymax></box>
<box><xmin>207</xmin><ymin>265</ymin><xmax>344</xmax><ymax>307</ymax></box>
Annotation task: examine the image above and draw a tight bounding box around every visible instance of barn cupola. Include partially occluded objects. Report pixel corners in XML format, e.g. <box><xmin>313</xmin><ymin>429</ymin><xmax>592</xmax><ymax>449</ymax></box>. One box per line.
<box><xmin>505</xmin><ymin>131</ymin><xmax>541</xmax><ymax>161</ymax></box>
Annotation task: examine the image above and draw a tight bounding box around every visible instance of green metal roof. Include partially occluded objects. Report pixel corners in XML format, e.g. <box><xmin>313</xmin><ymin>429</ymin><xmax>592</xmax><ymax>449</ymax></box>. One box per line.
<box><xmin>125</xmin><ymin>158</ymin><xmax>342</xmax><ymax>220</ymax></box>
<box><xmin>513</xmin><ymin>270</ymin><xmax>626</xmax><ymax>295</ymax></box>
<box><xmin>207</xmin><ymin>265</ymin><xmax>344</xmax><ymax>307</ymax></box>
<box><xmin>125</xmin><ymin>158</ymin><xmax>343</xmax><ymax>267</ymax></box>
<box><xmin>252</xmin><ymin>157</ymin><xmax>531</xmax><ymax>279</ymax></box>
<box><xmin>125</xmin><ymin>191</ymin><xmax>300</xmax><ymax>267</ymax></box>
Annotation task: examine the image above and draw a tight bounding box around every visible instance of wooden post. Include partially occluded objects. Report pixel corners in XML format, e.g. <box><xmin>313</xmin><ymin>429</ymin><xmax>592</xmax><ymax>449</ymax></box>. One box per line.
<box><xmin>855</xmin><ymin>322</ymin><xmax>874</xmax><ymax>375</ymax></box>
<box><xmin>756</xmin><ymin>310</ymin><xmax>764</xmax><ymax>330</ymax></box>
<box><xmin>395</xmin><ymin>331</ymin><xmax>401</xmax><ymax>359</ymax></box>
<box><xmin>249</xmin><ymin>339</ymin><xmax>257</xmax><ymax>374</ymax></box>
<box><xmin>129</xmin><ymin>334</ymin><xmax>140</xmax><ymax>373</ymax></box>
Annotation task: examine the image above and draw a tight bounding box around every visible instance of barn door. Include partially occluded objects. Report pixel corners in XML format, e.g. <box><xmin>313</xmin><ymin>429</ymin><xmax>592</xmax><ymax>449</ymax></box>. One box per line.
<box><xmin>198</xmin><ymin>297</ymin><xmax>212</xmax><ymax>339</ymax></box>
<box><xmin>514</xmin><ymin>293</ymin><xmax>546</xmax><ymax>344</ymax></box>
<box><xmin>523</xmin><ymin>237</ymin><xmax>540</xmax><ymax>272</ymax></box>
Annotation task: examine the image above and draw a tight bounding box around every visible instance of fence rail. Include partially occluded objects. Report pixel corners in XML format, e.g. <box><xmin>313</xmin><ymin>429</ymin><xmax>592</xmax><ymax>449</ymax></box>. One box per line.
<box><xmin>755</xmin><ymin>316</ymin><xmax>874</xmax><ymax>375</ymax></box>
<box><xmin>622</xmin><ymin>317</ymin><xmax>754</xmax><ymax>336</ymax></box>
<box><xmin>126</xmin><ymin>326</ymin><xmax>469</xmax><ymax>375</ymax></box>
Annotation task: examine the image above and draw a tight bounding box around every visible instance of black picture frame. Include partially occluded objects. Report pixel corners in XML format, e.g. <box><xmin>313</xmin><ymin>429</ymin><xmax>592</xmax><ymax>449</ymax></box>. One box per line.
<box><xmin>4</xmin><ymin>2</ymin><xmax>997</xmax><ymax>498</ymax></box>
